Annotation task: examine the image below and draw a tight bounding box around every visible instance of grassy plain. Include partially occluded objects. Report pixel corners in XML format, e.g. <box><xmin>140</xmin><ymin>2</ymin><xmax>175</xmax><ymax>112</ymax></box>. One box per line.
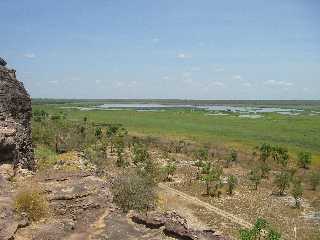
<box><xmin>32</xmin><ymin>100</ymin><xmax>320</xmax><ymax>165</ymax></box>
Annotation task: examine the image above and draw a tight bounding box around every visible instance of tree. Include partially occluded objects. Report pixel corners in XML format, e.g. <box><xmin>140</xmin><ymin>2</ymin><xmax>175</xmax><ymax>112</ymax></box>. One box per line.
<box><xmin>201</xmin><ymin>162</ymin><xmax>222</xmax><ymax>196</ymax></box>
<box><xmin>227</xmin><ymin>175</ymin><xmax>238</xmax><ymax>195</ymax></box>
<box><xmin>309</xmin><ymin>171</ymin><xmax>320</xmax><ymax>191</ymax></box>
<box><xmin>95</xmin><ymin>127</ymin><xmax>102</xmax><ymax>140</ymax></box>
<box><xmin>272</xmin><ymin>146</ymin><xmax>289</xmax><ymax>167</ymax></box>
<box><xmin>259</xmin><ymin>162</ymin><xmax>271</xmax><ymax>179</ymax></box>
<box><xmin>114</xmin><ymin>136</ymin><xmax>127</xmax><ymax>167</ymax></box>
<box><xmin>248</xmin><ymin>168</ymin><xmax>262</xmax><ymax>190</ymax></box>
<box><xmin>297</xmin><ymin>151</ymin><xmax>312</xmax><ymax>169</ymax></box>
<box><xmin>274</xmin><ymin>171</ymin><xmax>291</xmax><ymax>195</ymax></box>
<box><xmin>161</xmin><ymin>160</ymin><xmax>177</xmax><ymax>181</ymax></box>
<box><xmin>291</xmin><ymin>179</ymin><xmax>303</xmax><ymax>208</ymax></box>
<box><xmin>259</xmin><ymin>143</ymin><xmax>272</xmax><ymax>162</ymax></box>
<box><xmin>225</xmin><ymin>148</ymin><xmax>238</xmax><ymax>167</ymax></box>
<box><xmin>239</xmin><ymin>218</ymin><xmax>281</xmax><ymax>240</ymax></box>
<box><xmin>194</xmin><ymin>147</ymin><xmax>208</xmax><ymax>178</ymax></box>
<box><xmin>132</xmin><ymin>143</ymin><xmax>150</xmax><ymax>166</ymax></box>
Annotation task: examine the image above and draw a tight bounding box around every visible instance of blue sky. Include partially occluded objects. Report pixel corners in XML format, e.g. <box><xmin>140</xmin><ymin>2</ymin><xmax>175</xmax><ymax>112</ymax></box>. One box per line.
<box><xmin>1</xmin><ymin>0</ymin><xmax>319</xmax><ymax>99</ymax></box>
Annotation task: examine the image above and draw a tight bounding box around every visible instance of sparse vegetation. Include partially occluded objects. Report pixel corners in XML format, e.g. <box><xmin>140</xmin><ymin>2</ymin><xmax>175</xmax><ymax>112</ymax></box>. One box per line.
<box><xmin>309</xmin><ymin>171</ymin><xmax>320</xmax><ymax>191</ymax></box>
<box><xmin>15</xmin><ymin>186</ymin><xmax>48</xmax><ymax>221</ymax></box>
<box><xmin>227</xmin><ymin>175</ymin><xmax>238</xmax><ymax>195</ymax></box>
<box><xmin>111</xmin><ymin>171</ymin><xmax>156</xmax><ymax>213</ymax></box>
<box><xmin>274</xmin><ymin>170</ymin><xmax>291</xmax><ymax>195</ymax></box>
<box><xmin>297</xmin><ymin>151</ymin><xmax>312</xmax><ymax>169</ymax></box>
<box><xmin>239</xmin><ymin>218</ymin><xmax>281</xmax><ymax>240</ymax></box>
<box><xmin>248</xmin><ymin>167</ymin><xmax>262</xmax><ymax>190</ymax></box>
<box><xmin>291</xmin><ymin>178</ymin><xmax>303</xmax><ymax>208</ymax></box>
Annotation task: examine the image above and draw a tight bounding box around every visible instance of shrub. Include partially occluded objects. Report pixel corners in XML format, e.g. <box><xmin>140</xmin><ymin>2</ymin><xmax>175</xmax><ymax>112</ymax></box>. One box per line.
<box><xmin>309</xmin><ymin>171</ymin><xmax>320</xmax><ymax>191</ymax></box>
<box><xmin>297</xmin><ymin>151</ymin><xmax>312</xmax><ymax>169</ymax></box>
<box><xmin>274</xmin><ymin>170</ymin><xmax>291</xmax><ymax>195</ymax></box>
<box><xmin>248</xmin><ymin>167</ymin><xmax>262</xmax><ymax>190</ymax></box>
<box><xmin>15</xmin><ymin>187</ymin><xmax>48</xmax><ymax>221</ymax></box>
<box><xmin>259</xmin><ymin>162</ymin><xmax>271</xmax><ymax>179</ymax></box>
<box><xmin>201</xmin><ymin>162</ymin><xmax>223</xmax><ymax>196</ymax></box>
<box><xmin>271</xmin><ymin>146</ymin><xmax>289</xmax><ymax>167</ymax></box>
<box><xmin>259</xmin><ymin>143</ymin><xmax>272</xmax><ymax>162</ymax></box>
<box><xmin>239</xmin><ymin>218</ymin><xmax>281</xmax><ymax>240</ymax></box>
<box><xmin>227</xmin><ymin>175</ymin><xmax>238</xmax><ymax>195</ymax></box>
<box><xmin>132</xmin><ymin>143</ymin><xmax>150</xmax><ymax>166</ymax></box>
<box><xmin>161</xmin><ymin>161</ymin><xmax>177</xmax><ymax>181</ymax></box>
<box><xmin>35</xmin><ymin>145</ymin><xmax>58</xmax><ymax>171</ymax></box>
<box><xmin>111</xmin><ymin>172</ymin><xmax>156</xmax><ymax>213</ymax></box>
<box><xmin>291</xmin><ymin>179</ymin><xmax>303</xmax><ymax>208</ymax></box>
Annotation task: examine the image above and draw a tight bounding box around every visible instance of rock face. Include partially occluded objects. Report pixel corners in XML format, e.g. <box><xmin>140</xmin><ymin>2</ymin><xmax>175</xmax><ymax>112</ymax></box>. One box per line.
<box><xmin>0</xmin><ymin>64</ymin><xmax>34</xmax><ymax>170</ymax></box>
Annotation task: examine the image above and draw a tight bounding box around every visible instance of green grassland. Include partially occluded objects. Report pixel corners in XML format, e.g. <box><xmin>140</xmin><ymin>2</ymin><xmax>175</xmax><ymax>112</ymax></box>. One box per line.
<box><xmin>32</xmin><ymin>102</ymin><xmax>320</xmax><ymax>165</ymax></box>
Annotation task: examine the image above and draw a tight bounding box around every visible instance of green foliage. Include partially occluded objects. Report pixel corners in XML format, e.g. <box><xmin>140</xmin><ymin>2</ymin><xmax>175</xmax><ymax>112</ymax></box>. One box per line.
<box><xmin>297</xmin><ymin>151</ymin><xmax>312</xmax><ymax>169</ymax></box>
<box><xmin>15</xmin><ymin>187</ymin><xmax>48</xmax><ymax>221</ymax></box>
<box><xmin>259</xmin><ymin>162</ymin><xmax>271</xmax><ymax>179</ymax></box>
<box><xmin>227</xmin><ymin>175</ymin><xmax>238</xmax><ymax>195</ymax></box>
<box><xmin>259</xmin><ymin>143</ymin><xmax>272</xmax><ymax>162</ymax></box>
<box><xmin>35</xmin><ymin>145</ymin><xmax>58</xmax><ymax>171</ymax></box>
<box><xmin>112</xmin><ymin>172</ymin><xmax>156</xmax><ymax>213</ymax></box>
<box><xmin>274</xmin><ymin>170</ymin><xmax>291</xmax><ymax>195</ymax></box>
<box><xmin>200</xmin><ymin>162</ymin><xmax>223</xmax><ymax>196</ymax></box>
<box><xmin>95</xmin><ymin>127</ymin><xmax>102</xmax><ymax>140</ymax></box>
<box><xmin>225</xmin><ymin>148</ymin><xmax>238</xmax><ymax>167</ymax></box>
<box><xmin>132</xmin><ymin>143</ymin><xmax>150</xmax><ymax>166</ymax></box>
<box><xmin>291</xmin><ymin>178</ymin><xmax>303</xmax><ymax>208</ymax></box>
<box><xmin>114</xmin><ymin>136</ymin><xmax>127</xmax><ymax>167</ymax></box>
<box><xmin>161</xmin><ymin>160</ymin><xmax>177</xmax><ymax>181</ymax></box>
<box><xmin>248</xmin><ymin>167</ymin><xmax>262</xmax><ymax>190</ymax></box>
<box><xmin>239</xmin><ymin>218</ymin><xmax>281</xmax><ymax>240</ymax></box>
<box><xmin>271</xmin><ymin>146</ymin><xmax>289</xmax><ymax>167</ymax></box>
<box><xmin>33</xmin><ymin>109</ymin><xmax>49</xmax><ymax>122</ymax></box>
<box><xmin>309</xmin><ymin>170</ymin><xmax>320</xmax><ymax>191</ymax></box>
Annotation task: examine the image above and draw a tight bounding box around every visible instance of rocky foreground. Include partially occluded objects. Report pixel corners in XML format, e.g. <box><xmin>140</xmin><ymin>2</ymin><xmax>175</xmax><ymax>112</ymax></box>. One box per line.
<box><xmin>0</xmin><ymin>161</ymin><xmax>228</xmax><ymax>240</ymax></box>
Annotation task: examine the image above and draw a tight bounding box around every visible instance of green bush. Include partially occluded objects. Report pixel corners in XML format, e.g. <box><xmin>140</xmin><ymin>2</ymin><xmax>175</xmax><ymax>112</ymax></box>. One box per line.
<box><xmin>227</xmin><ymin>175</ymin><xmax>238</xmax><ymax>195</ymax></box>
<box><xmin>15</xmin><ymin>187</ymin><xmax>48</xmax><ymax>221</ymax></box>
<box><xmin>274</xmin><ymin>170</ymin><xmax>291</xmax><ymax>195</ymax></box>
<box><xmin>297</xmin><ymin>151</ymin><xmax>312</xmax><ymax>169</ymax></box>
<box><xmin>35</xmin><ymin>145</ymin><xmax>58</xmax><ymax>170</ymax></box>
<box><xmin>111</xmin><ymin>172</ymin><xmax>156</xmax><ymax>213</ymax></box>
<box><xmin>309</xmin><ymin>171</ymin><xmax>320</xmax><ymax>191</ymax></box>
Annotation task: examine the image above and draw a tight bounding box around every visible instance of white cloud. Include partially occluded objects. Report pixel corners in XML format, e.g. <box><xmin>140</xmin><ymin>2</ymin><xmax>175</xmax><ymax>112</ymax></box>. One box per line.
<box><xmin>114</xmin><ymin>81</ymin><xmax>124</xmax><ymax>88</ymax></box>
<box><xmin>152</xmin><ymin>37</ymin><xmax>160</xmax><ymax>43</ymax></box>
<box><xmin>177</xmin><ymin>53</ymin><xmax>192</xmax><ymax>59</ymax></box>
<box><xmin>232</xmin><ymin>75</ymin><xmax>242</xmax><ymax>80</ymax></box>
<box><xmin>191</xmin><ymin>66</ymin><xmax>201</xmax><ymax>72</ymax></box>
<box><xmin>162</xmin><ymin>76</ymin><xmax>170</xmax><ymax>80</ymax></box>
<box><xmin>23</xmin><ymin>53</ymin><xmax>36</xmax><ymax>59</ymax></box>
<box><xmin>211</xmin><ymin>81</ymin><xmax>225</xmax><ymax>87</ymax></box>
<box><xmin>264</xmin><ymin>80</ymin><xmax>293</xmax><ymax>86</ymax></box>
<box><xmin>127</xmin><ymin>81</ymin><xmax>137</xmax><ymax>88</ymax></box>
<box><xmin>242</xmin><ymin>82</ymin><xmax>252</xmax><ymax>87</ymax></box>
<box><xmin>214</xmin><ymin>67</ymin><xmax>225</xmax><ymax>72</ymax></box>
<box><xmin>95</xmin><ymin>80</ymin><xmax>101</xmax><ymax>84</ymax></box>
<box><xmin>48</xmin><ymin>80</ymin><xmax>58</xmax><ymax>84</ymax></box>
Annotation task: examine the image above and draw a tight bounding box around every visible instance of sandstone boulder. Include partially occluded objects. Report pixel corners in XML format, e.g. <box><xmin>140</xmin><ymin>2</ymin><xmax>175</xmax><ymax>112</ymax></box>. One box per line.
<box><xmin>0</xmin><ymin>63</ymin><xmax>34</xmax><ymax>170</ymax></box>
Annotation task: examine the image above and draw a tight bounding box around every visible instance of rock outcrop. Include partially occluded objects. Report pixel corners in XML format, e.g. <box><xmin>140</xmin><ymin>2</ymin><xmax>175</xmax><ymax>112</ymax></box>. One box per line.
<box><xmin>0</xmin><ymin>62</ymin><xmax>34</xmax><ymax>170</ymax></box>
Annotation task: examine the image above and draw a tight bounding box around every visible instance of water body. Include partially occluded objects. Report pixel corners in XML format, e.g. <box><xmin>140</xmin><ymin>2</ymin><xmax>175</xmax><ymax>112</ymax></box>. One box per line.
<box><xmin>98</xmin><ymin>103</ymin><xmax>302</xmax><ymax>114</ymax></box>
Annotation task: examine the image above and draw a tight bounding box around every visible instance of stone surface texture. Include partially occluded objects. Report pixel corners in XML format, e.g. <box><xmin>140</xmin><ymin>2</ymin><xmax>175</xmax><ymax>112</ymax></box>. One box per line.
<box><xmin>0</xmin><ymin>65</ymin><xmax>34</xmax><ymax>170</ymax></box>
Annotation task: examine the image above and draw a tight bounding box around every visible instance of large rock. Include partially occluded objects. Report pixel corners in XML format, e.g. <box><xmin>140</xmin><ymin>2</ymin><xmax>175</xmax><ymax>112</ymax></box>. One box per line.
<box><xmin>0</xmin><ymin>63</ymin><xmax>34</xmax><ymax>170</ymax></box>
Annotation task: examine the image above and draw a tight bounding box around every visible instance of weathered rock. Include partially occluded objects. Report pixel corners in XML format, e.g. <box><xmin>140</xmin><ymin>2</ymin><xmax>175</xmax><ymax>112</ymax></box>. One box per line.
<box><xmin>0</xmin><ymin>63</ymin><xmax>34</xmax><ymax>170</ymax></box>
<box><xmin>131</xmin><ymin>211</ymin><xmax>229</xmax><ymax>240</ymax></box>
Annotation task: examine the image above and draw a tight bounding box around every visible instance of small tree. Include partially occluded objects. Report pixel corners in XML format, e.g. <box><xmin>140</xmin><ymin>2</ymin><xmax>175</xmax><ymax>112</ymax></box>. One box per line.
<box><xmin>161</xmin><ymin>161</ymin><xmax>177</xmax><ymax>181</ymax></box>
<box><xmin>259</xmin><ymin>162</ymin><xmax>271</xmax><ymax>179</ymax></box>
<box><xmin>274</xmin><ymin>170</ymin><xmax>291</xmax><ymax>195</ymax></box>
<box><xmin>272</xmin><ymin>146</ymin><xmax>289</xmax><ymax>167</ymax></box>
<box><xmin>248</xmin><ymin>168</ymin><xmax>262</xmax><ymax>190</ymax></box>
<box><xmin>291</xmin><ymin>179</ymin><xmax>303</xmax><ymax>208</ymax></box>
<box><xmin>194</xmin><ymin>147</ymin><xmax>208</xmax><ymax>178</ymax></box>
<box><xmin>114</xmin><ymin>136</ymin><xmax>127</xmax><ymax>167</ymax></box>
<box><xmin>201</xmin><ymin>162</ymin><xmax>222</xmax><ymax>196</ymax></box>
<box><xmin>259</xmin><ymin>143</ymin><xmax>272</xmax><ymax>162</ymax></box>
<box><xmin>297</xmin><ymin>151</ymin><xmax>312</xmax><ymax>169</ymax></box>
<box><xmin>132</xmin><ymin>143</ymin><xmax>150</xmax><ymax>166</ymax></box>
<box><xmin>225</xmin><ymin>148</ymin><xmax>238</xmax><ymax>167</ymax></box>
<box><xmin>239</xmin><ymin>218</ymin><xmax>281</xmax><ymax>240</ymax></box>
<box><xmin>309</xmin><ymin>171</ymin><xmax>320</xmax><ymax>191</ymax></box>
<box><xmin>227</xmin><ymin>175</ymin><xmax>238</xmax><ymax>195</ymax></box>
